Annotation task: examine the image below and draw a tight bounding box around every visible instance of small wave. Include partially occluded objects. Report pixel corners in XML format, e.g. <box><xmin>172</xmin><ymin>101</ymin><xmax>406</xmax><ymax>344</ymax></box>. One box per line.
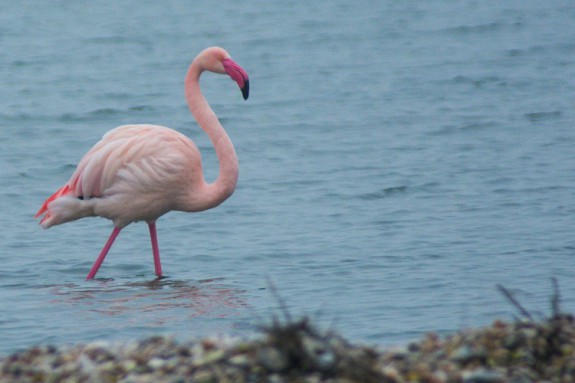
<box><xmin>58</xmin><ymin>106</ymin><xmax>154</xmax><ymax>122</ymax></box>
<box><xmin>0</xmin><ymin>112</ymin><xmax>35</xmax><ymax>122</ymax></box>
<box><xmin>90</xmin><ymin>108</ymin><xmax>123</xmax><ymax>116</ymax></box>
<box><xmin>358</xmin><ymin>186</ymin><xmax>407</xmax><ymax>200</ymax></box>
<box><xmin>524</xmin><ymin>111</ymin><xmax>562</xmax><ymax>122</ymax></box>
<box><xmin>441</xmin><ymin>21</ymin><xmax>518</xmax><ymax>35</ymax></box>
<box><xmin>84</xmin><ymin>36</ymin><xmax>152</xmax><ymax>50</ymax></box>
<box><xmin>129</xmin><ymin>105</ymin><xmax>156</xmax><ymax>112</ymax></box>
<box><xmin>58</xmin><ymin>110</ymin><xmax>119</xmax><ymax>122</ymax></box>
<box><xmin>451</xmin><ymin>75</ymin><xmax>505</xmax><ymax>89</ymax></box>
<box><xmin>506</xmin><ymin>43</ymin><xmax>575</xmax><ymax>58</ymax></box>
<box><xmin>459</xmin><ymin>120</ymin><xmax>499</xmax><ymax>131</ymax></box>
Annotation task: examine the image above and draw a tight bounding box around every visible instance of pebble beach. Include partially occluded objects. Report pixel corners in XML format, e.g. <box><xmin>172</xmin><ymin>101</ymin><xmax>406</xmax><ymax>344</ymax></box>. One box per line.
<box><xmin>2</xmin><ymin>310</ymin><xmax>574</xmax><ymax>383</ymax></box>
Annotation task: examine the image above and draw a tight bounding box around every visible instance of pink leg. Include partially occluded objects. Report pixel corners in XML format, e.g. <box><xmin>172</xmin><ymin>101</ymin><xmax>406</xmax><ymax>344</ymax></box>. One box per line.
<box><xmin>148</xmin><ymin>222</ymin><xmax>162</xmax><ymax>277</ymax></box>
<box><xmin>86</xmin><ymin>227</ymin><xmax>122</xmax><ymax>280</ymax></box>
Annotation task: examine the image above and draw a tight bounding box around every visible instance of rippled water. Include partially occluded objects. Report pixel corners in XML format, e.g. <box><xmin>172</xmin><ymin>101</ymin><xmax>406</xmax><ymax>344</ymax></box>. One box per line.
<box><xmin>1</xmin><ymin>1</ymin><xmax>574</xmax><ymax>354</ymax></box>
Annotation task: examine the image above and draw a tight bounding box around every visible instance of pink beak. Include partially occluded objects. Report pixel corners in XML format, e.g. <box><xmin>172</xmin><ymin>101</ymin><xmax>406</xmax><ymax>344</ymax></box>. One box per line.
<box><xmin>223</xmin><ymin>58</ymin><xmax>250</xmax><ymax>100</ymax></box>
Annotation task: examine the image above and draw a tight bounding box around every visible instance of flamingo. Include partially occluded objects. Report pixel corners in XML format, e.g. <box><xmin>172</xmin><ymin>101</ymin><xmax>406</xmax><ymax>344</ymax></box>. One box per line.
<box><xmin>35</xmin><ymin>47</ymin><xmax>249</xmax><ymax>279</ymax></box>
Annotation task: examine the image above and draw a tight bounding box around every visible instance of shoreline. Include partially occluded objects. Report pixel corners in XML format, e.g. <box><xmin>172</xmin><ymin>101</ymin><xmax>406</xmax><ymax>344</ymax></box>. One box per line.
<box><xmin>1</xmin><ymin>313</ymin><xmax>574</xmax><ymax>382</ymax></box>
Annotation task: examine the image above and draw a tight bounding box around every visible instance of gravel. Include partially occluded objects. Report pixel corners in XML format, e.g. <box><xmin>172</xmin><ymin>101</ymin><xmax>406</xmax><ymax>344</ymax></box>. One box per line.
<box><xmin>1</xmin><ymin>312</ymin><xmax>575</xmax><ymax>383</ymax></box>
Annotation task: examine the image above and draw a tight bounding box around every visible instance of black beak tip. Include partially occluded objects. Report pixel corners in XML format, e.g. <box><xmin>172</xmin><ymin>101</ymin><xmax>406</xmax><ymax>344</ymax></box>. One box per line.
<box><xmin>241</xmin><ymin>80</ymin><xmax>249</xmax><ymax>100</ymax></box>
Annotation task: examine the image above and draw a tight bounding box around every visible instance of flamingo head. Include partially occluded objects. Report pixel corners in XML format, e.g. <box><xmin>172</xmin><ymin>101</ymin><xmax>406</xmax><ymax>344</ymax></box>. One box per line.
<box><xmin>199</xmin><ymin>47</ymin><xmax>250</xmax><ymax>100</ymax></box>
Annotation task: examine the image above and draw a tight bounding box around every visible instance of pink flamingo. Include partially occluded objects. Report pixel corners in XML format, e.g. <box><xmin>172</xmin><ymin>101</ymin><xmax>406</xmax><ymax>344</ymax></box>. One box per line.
<box><xmin>35</xmin><ymin>47</ymin><xmax>249</xmax><ymax>279</ymax></box>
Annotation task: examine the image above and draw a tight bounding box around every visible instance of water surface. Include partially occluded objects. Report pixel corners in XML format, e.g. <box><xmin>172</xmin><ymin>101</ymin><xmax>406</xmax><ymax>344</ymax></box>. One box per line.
<box><xmin>0</xmin><ymin>1</ymin><xmax>574</xmax><ymax>354</ymax></box>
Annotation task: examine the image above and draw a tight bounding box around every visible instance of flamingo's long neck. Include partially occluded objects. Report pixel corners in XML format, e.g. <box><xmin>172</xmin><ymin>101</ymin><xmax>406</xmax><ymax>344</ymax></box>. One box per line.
<box><xmin>184</xmin><ymin>60</ymin><xmax>239</xmax><ymax>211</ymax></box>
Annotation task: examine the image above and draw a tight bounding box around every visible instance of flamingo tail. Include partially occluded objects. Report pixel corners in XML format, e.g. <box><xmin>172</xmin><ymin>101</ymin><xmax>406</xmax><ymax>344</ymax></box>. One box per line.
<box><xmin>35</xmin><ymin>184</ymin><xmax>95</xmax><ymax>229</ymax></box>
<box><xmin>35</xmin><ymin>184</ymin><xmax>71</xmax><ymax>221</ymax></box>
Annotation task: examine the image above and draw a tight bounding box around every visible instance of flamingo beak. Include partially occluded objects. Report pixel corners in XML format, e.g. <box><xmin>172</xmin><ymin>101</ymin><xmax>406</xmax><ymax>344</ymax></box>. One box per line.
<box><xmin>223</xmin><ymin>58</ymin><xmax>250</xmax><ymax>100</ymax></box>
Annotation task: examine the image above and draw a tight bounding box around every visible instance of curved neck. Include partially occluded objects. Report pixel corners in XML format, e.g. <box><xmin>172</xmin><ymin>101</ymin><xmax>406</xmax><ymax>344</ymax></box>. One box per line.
<box><xmin>184</xmin><ymin>60</ymin><xmax>238</xmax><ymax>211</ymax></box>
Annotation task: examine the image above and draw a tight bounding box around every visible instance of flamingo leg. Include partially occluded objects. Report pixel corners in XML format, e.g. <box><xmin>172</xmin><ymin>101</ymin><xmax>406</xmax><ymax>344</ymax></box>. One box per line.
<box><xmin>86</xmin><ymin>227</ymin><xmax>122</xmax><ymax>280</ymax></box>
<box><xmin>148</xmin><ymin>222</ymin><xmax>163</xmax><ymax>277</ymax></box>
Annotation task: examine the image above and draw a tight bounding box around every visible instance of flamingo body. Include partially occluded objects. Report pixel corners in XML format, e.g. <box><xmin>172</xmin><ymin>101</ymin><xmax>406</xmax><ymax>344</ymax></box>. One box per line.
<box><xmin>35</xmin><ymin>47</ymin><xmax>249</xmax><ymax>279</ymax></box>
<box><xmin>37</xmin><ymin>124</ymin><xmax>204</xmax><ymax>228</ymax></box>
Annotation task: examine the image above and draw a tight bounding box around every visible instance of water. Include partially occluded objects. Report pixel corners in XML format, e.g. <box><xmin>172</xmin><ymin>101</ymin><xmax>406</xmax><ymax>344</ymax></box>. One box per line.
<box><xmin>1</xmin><ymin>1</ymin><xmax>574</xmax><ymax>355</ymax></box>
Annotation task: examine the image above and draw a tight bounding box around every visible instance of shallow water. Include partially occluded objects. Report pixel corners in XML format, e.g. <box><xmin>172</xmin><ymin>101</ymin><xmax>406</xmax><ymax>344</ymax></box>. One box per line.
<box><xmin>1</xmin><ymin>1</ymin><xmax>574</xmax><ymax>354</ymax></box>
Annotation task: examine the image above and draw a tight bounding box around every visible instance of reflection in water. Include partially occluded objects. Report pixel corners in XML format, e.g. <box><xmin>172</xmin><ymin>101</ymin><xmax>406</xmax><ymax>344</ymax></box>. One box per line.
<box><xmin>46</xmin><ymin>278</ymin><xmax>249</xmax><ymax>326</ymax></box>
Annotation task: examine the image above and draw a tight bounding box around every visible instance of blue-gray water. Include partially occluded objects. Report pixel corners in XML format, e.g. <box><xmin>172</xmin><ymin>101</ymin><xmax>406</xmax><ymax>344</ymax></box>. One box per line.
<box><xmin>1</xmin><ymin>1</ymin><xmax>574</xmax><ymax>355</ymax></box>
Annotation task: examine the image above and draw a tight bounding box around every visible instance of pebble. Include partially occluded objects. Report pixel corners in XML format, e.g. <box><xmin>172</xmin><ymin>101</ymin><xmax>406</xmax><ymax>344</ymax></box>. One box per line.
<box><xmin>462</xmin><ymin>369</ymin><xmax>504</xmax><ymax>383</ymax></box>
